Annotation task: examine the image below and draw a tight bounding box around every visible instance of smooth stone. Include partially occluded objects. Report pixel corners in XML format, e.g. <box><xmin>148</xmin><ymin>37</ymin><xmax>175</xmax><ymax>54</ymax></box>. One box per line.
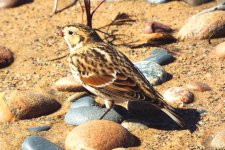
<box><xmin>163</xmin><ymin>87</ymin><xmax>194</xmax><ymax>107</ymax></box>
<box><xmin>0</xmin><ymin>90</ymin><xmax>61</xmax><ymax>122</ymax></box>
<box><xmin>121</xmin><ymin>120</ymin><xmax>148</xmax><ymax>131</ymax></box>
<box><xmin>178</xmin><ymin>8</ymin><xmax>225</xmax><ymax>40</ymax></box>
<box><xmin>144</xmin><ymin>48</ymin><xmax>174</xmax><ymax>65</ymax></box>
<box><xmin>65</xmin><ymin>120</ymin><xmax>138</xmax><ymax>150</ymax></box>
<box><xmin>183</xmin><ymin>0</ymin><xmax>212</xmax><ymax>6</ymax></box>
<box><xmin>143</xmin><ymin>21</ymin><xmax>172</xmax><ymax>34</ymax></box>
<box><xmin>0</xmin><ymin>0</ymin><xmax>20</xmax><ymax>8</ymax></box>
<box><xmin>135</xmin><ymin>60</ymin><xmax>167</xmax><ymax>85</ymax></box>
<box><xmin>147</xmin><ymin>0</ymin><xmax>169</xmax><ymax>4</ymax></box>
<box><xmin>70</xmin><ymin>96</ymin><xmax>95</xmax><ymax>109</ymax></box>
<box><xmin>64</xmin><ymin>106</ymin><xmax>124</xmax><ymax>125</ymax></box>
<box><xmin>22</xmin><ymin>136</ymin><xmax>62</xmax><ymax>150</ymax></box>
<box><xmin>211</xmin><ymin>130</ymin><xmax>225</xmax><ymax>148</ymax></box>
<box><xmin>186</xmin><ymin>82</ymin><xmax>211</xmax><ymax>92</ymax></box>
<box><xmin>28</xmin><ymin>125</ymin><xmax>51</xmax><ymax>132</ymax></box>
<box><xmin>55</xmin><ymin>75</ymin><xmax>86</xmax><ymax>92</ymax></box>
<box><xmin>0</xmin><ymin>46</ymin><xmax>14</xmax><ymax>68</ymax></box>
<box><xmin>215</xmin><ymin>42</ymin><xmax>225</xmax><ymax>59</ymax></box>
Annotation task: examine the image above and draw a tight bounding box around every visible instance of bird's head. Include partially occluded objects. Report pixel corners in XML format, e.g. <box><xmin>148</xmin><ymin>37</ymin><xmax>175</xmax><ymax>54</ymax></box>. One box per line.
<box><xmin>60</xmin><ymin>23</ymin><xmax>102</xmax><ymax>50</ymax></box>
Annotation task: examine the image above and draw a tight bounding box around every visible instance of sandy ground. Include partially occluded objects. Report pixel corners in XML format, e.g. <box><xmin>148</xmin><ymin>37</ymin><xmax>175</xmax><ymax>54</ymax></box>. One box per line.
<box><xmin>0</xmin><ymin>0</ymin><xmax>225</xmax><ymax>149</ymax></box>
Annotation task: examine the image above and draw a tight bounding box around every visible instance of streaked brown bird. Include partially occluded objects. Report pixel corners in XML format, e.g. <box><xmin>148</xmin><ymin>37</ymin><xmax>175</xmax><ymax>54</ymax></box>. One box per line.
<box><xmin>61</xmin><ymin>23</ymin><xmax>185</xmax><ymax>127</ymax></box>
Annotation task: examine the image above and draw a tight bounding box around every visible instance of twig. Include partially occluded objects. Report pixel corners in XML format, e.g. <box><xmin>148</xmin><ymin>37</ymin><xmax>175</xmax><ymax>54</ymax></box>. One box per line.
<box><xmin>53</xmin><ymin>0</ymin><xmax>59</xmax><ymax>14</ymax></box>
<box><xmin>47</xmin><ymin>52</ymin><xmax>69</xmax><ymax>61</ymax></box>
<box><xmin>78</xmin><ymin>0</ymin><xmax>85</xmax><ymax>23</ymax></box>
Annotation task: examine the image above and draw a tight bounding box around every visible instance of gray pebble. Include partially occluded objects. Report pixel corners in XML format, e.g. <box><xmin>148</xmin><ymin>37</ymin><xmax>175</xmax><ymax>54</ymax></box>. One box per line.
<box><xmin>65</xmin><ymin>106</ymin><xmax>124</xmax><ymax>125</ymax></box>
<box><xmin>144</xmin><ymin>48</ymin><xmax>174</xmax><ymax>65</ymax></box>
<box><xmin>70</xmin><ymin>96</ymin><xmax>95</xmax><ymax>109</ymax></box>
<box><xmin>22</xmin><ymin>136</ymin><xmax>62</xmax><ymax>150</ymax></box>
<box><xmin>147</xmin><ymin>0</ymin><xmax>169</xmax><ymax>4</ymax></box>
<box><xmin>28</xmin><ymin>125</ymin><xmax>51</xmax><ymax>132</ymax></box>
<box><xmin>135</xmin><ymin>60</ymin><xmax>167</xmax><ymax>85</ymax></box>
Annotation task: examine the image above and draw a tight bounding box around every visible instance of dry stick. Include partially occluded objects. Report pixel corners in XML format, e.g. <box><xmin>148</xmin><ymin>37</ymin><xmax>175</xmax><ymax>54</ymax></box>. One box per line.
<box><xmin>47</xmin><ymin>52</ymin><xmax>69</xmax><ymax>61</ymax></box>
<box><xmin>78</xmin><ymin>0</ymin><xmax>85</xmax><ymax>23</ymax></box>
<box><xmin>53</xmin><ymin>0</ymin><xmax>58</xmax><ymax>14</ymax></box>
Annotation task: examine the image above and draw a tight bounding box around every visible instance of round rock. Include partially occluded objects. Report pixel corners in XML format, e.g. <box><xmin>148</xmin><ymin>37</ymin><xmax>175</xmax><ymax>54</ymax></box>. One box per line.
<box><xmin>211</xmin><ymin>130</ymin><xmax>225</xmax><ymax>149</ymax></box>
<box><xmin>215</xmin><ymin>42</ymin><xmax>225</xmax><ymax>59</ymax></box>
<box><xmin>144</xmin><ymin>48</ymin><xmax>174</xmax><ymax>65</ymax></box>
<box><xmin>135</xmin><ymin>60</ymin><xmax>167</xmax><ymax>85</ymax></box>
<box><xmin>65</xmin><ymin>120</ymin><xmax>137</xmax><ymax>150</ymax></box>
<box><xmin>163</xmin><ymin>87</ymin><xmax>194</xmax><ymax>107</ymax></box>
<box><xmin>147</xmin><ymin>0</ymin><xmax>169</xmax><ymax>3</ymax></box>
<box><xmin>28</xmin><ymin>125</ymin><xmax>51</xmax><ymax>132</ymax></box>
<box><xmin>143</xmin><ymin>21</ymin><xmax>172</xmax><ymax>34</ymax></box>
<box><xmin>0</xmin><ymin>46</ymin><xmax>14</xmax><ymax>68</ymax></box>
<box><xmin>22</xmin><ymin>136</ymin><xmax>62</xmax><ymax>150</ymax></box>
<box><xmin>178</xmin><ymin>8</ymin><xmax>225</xmax><ymax>40</ymax></box>
<box><xmin>55</xmin><ymin>75</ymin><xmax>86</xmax><ymax>92</ymax></box>
<box><xmin>186</xmin><ymin>82</ymin><xmax>211</xmax><ymax>92</ymax></box>
<box><xmin>121</xmin><ymin>120</ymin><xmax>148</xmax><ymax>131</ymax></box>
<box><xmin>0</xmin><ymin>90</ymin><xmax>61</xmax><ymax>122</ymax></box>
<box><xmin>70</xmin><ymin>96</ymin><xmax>95</xmax><ymax>109</ymax></box>
<box><xmin>182</xmin><ymin>0</ymin><xmax>212</xmax><ymax>6</ymax></box>
<box><xmin>64</xmin><ymin>106</ymin><xmax>124</xmax><ymax>125</ymax></box>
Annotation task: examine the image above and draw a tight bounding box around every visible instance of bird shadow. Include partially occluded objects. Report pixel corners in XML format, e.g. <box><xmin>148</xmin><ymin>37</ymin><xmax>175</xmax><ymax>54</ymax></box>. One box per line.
<box><xmin>113</xmin><ymin>101</ymin><xmax>201</xmax><ymax>133</ymax></box>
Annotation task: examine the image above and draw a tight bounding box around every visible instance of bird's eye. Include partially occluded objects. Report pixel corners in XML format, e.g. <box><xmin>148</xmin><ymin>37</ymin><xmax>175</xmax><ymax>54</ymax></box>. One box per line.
<box><xmin>68</xmin><ymin>31</ymin><xmax>74</xmax><ymax>35</ymax></box>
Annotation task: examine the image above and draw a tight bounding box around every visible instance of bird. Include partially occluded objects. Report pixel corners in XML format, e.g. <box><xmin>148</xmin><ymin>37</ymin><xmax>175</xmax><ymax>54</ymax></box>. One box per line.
<box><xmin>60</xmin><ymin>23</ymin><xmax>185</xmax><ymax>127</ymax></box>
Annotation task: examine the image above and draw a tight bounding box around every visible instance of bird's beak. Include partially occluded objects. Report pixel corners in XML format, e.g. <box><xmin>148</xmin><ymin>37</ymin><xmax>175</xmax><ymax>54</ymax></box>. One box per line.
<box><xmin>59</xmin><ymin>28</ymin><xmax>64</xmax><ymax>37</ymax></box>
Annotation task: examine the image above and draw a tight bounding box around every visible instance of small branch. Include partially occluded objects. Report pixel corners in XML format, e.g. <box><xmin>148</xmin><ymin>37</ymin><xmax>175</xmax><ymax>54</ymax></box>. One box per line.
<box><xmin>91</xmin><ymin>0</ymin><xmax>106</xmax><ymax>17</ymax></box>
<box><xmin>78</xmin><ymin>0</ymin><xmax>85</xmax><ymax>23</ymax></box>
<box><xmin>53</xmin><ymin>0</ymin><xmax>59</xmax><ymax>14</ymax></box>
<box><xmin>47</xmin><ymin>52</ymin><xmax>69</xmax><ymax>61</ymax></box>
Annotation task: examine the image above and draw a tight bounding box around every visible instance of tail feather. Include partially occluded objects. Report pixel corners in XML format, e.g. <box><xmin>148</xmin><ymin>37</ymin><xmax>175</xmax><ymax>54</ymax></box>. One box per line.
<box><xmin>161</xmin><ymin>107</ymin><xmax>185</xmax><ymax>127</ymax></box>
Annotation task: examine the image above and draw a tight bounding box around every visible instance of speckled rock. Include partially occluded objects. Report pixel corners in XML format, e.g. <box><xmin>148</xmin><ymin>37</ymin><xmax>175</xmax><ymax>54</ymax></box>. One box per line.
<box><xmin>54</xmin><ymin>75</ymin><xmax>86</xmax><ymax>92</ymax></box>
<box><xmin>215</xmin><ymin>42</ymin><xmax>225</xmax><ymax>59</ymax></box>
<box><xmin>64</xmin><ymin>106</ymin><xmax>124</xmax><ymax>125</ymax></box>
<box><xmin>0</xmin><ymin>90</ymin><xmax>61</xmax><ymax>122</ymax></box>
<box><xmin>182</xmin><ymin>0</ymin><xmax>212</xmax><ymax>6</ymax></box>
<box><xmin>22</xmin><ymin>136</ymin><xmax>62</xmax><ymax>150</ymax></box>
<box><xmin>0</xmin><ymin>46</ymin><xmax>14</xmax><ymax>68</ymax></box>
<box><xmin>147</xmin><ymin>0</ymin><xmax>169</xmax><ymax>4</ymax></box>
<box><xmin>121</xmin><ymin>120</ymin><xmax>148</xmax><ymax>131</ymax></box>
<box><xmin>163</xmin><ymin>87</ymin><xmax>194</xmax><ymax>107</ymax></box>
<box><xmin>28</xmin><ymin>125</ymin><xmax>51</xmax><ymax>132</ymax></box>
<box><xmin>178</xmin><ymin>5</ymin><xmax>225</xmax><ymax>41</ymax></box>
<box><xmin>211</xmin><ymin>130</ymin><xmax>225</xmax><ymax>149</ymax></box>
<box><xmin>144</xmin><ymin>48</ymin><xmax>174</xmax><ymax>65</ymax></box>
<box><xmin>143</xmin><ymin>21</ymin><xmax>172</xmax><ymax>34</ymax></box>
<box><xmin>186</xmin><ymin>82</ymin><xmax>211</xmax><ymax>92</ymax></box>
<box><xmin>70</xmin><ymin>96</ymin><xmax>95</xmax><ymax>109</ymax></box>
<box><xmin>0</xmin><ymin>0</ymin><xmax>20</xmax><ymax>8</ymax></box>
<box><xmin>65</xmin><ymin>120</ymin><xmax>137</xmax><ymax>150</ymax></box>
<box><xmin>135</xmin><ymin>60</ymin><xmax>167</xmax><ymax>85</ymax></box>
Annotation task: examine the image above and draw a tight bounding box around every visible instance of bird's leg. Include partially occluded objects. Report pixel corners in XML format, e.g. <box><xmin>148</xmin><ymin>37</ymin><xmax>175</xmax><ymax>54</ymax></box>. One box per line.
<box><xmin>99</xmin><ymin>100</ymin><xmax>114</xmax><ymax>120</ymax></box>
<box><xmin>53</xmin><ymin>0</ymin><xmax>58</xmax><ymax>14</ymax></box>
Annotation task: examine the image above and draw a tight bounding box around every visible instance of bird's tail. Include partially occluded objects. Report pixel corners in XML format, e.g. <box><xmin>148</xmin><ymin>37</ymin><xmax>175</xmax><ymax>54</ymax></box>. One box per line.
<box><xmin>161</xmin><ymin>106</ymin><xmax>185</xmax><ymax>127</ymax></box>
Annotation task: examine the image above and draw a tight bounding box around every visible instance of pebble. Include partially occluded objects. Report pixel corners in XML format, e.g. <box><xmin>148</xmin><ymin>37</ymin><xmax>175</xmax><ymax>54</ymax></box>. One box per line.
<box><xmin>147</xmin><ymin>0</ymin><xmax>169</xmax><ymax>4</ymax></box>
<box><xmin>163</xmin><ymin>87</ymin><xmax>194</xmax><ymax>107</ymax></box>
<box><xmin>0</xmin><ymin>46</ymin><xmax>14</xmax><ymax>68</ymax></box>
<box><xmin>121</xmin><ymin>120</ymin><xmax>148</xmax><ymax>131</ymax></box>
<box><xmin>22</xmin><ymin>136</ymin><xmax>62</xmax><ymax>150</ymax></box>
<box><xmin>0</xmin><ymin>90</ymin><xmax>61</xmax><ymax>122</ymax></box>
<box><xmin>0</xmin><ymin>0</ymin><xmax>20</xmax><ymax>8</ymax></box>
<box><xmin>70</xmin><ymin>96</ymin><xmax>95</xmax><ymax>109</ymax></box>
<box><xmin>65</xmin><ymin>120</ymin><xmax>137</xmax><ymax>150</ymax></box>
<box><xmin>211</xmin><ymin>130</ymin><xmax>225</xmax><ymax>149</ymax></box>
<box><xmin>186</xmin><ymin>82</ymin><xmax>211</xmax><ymax>92</ymax></box>
<box><xmin>54</xmin><ymin>75</ymin><xmax>86</xmax><ymax>92</ymax></box>
<box><xmin>135</xmin><ymin>60</ymin><xmax>168</xmax><ymax>85</ymax></box>
<box><xmin>182</xmin><ymin>0</ymin><xmax>212</xmax><ymax>6</ymax></box>
<box><xmin>64</xmin><ymin>106</ymin><xmax>124</xmax><ymax>125</ymax></box>
<box><xmin>143</xmin><ymin>21</ymin><xmax>172</xmax><ymax>34</ymax></box>
<box><xmin>215</xmin><ymin>42</ymin><xmax>225</xmax><ymax>59</ymax></box>
<box><xmin>178</xmin><ymin>6</ymin><xmax>225</xmax><ymax>40</ymax></box>
<box><xmin>144</xmin><ymin>48</ymin><xmax>174</xmax><ymax>65</ymax></box>
<box><xmin>28</xmin><ymin>125</ymin><xmax>51</xmax><ymax>132</ymax></box>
